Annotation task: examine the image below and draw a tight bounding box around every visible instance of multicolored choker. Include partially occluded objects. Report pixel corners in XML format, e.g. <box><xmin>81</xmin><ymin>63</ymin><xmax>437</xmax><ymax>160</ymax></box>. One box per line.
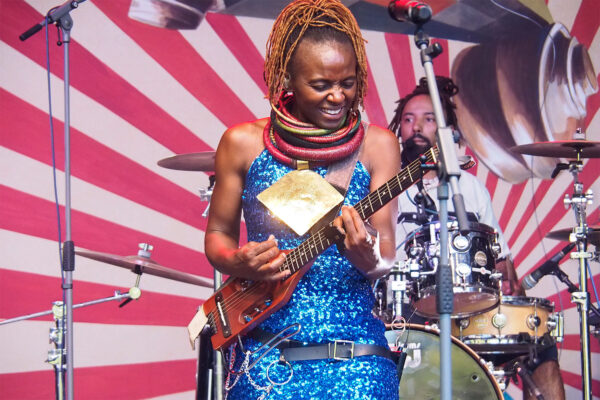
<box><xmin>263</xmin><ymin>92</ymin><xmax>364</xmax><ymax>169</ymax></box>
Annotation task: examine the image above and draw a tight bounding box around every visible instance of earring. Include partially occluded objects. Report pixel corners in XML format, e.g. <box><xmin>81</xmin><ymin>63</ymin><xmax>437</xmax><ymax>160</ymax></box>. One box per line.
<box><xmin>283</xmin><ymin>75</ymin><xmax>290</xmax><ymax>91</ymax></box>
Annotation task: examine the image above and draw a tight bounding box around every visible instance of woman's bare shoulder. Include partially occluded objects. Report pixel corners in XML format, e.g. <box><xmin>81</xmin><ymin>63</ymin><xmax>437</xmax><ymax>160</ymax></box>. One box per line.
<box><xmin>217</xmin><ymin>118</ymin><xmax>269</xmax><ymax>172</ymax></box>
<box><xmin>361</xmin><ymin>123</ymin><xmax>401</xmax><ymax>170</ymax></box>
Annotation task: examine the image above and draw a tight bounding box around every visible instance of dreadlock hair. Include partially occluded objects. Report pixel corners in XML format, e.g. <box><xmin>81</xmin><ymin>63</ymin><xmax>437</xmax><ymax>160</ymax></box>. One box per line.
<box><xmin>388</xmin><ymin>76</ymin><xmax>460</xmax><ymax>137</ymax></box>
<box><xmin>264</xmin><ymin>0</ymin><xmax>368</xmax><ymax>109</ymax></box>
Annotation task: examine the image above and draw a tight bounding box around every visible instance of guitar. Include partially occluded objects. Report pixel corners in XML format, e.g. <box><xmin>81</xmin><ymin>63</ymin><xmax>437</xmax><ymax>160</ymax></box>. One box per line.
<box><xmin>203</xmin><ymin>147</ymin><xmax>439</xmax><ymax>350</ymax></box>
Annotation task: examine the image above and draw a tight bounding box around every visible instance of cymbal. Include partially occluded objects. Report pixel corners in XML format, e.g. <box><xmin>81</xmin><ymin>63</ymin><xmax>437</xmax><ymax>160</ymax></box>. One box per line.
<box><xmin>545</xmin><ymin>225</ymin><xmax>600</xmax><ymax>247</ymax></box>
<box><xmin>76</xmin><ymin>249</ymin><xmax>213</xmax><ymax>288</ymax></box>
<box><xmin>157</xmin><ymin>152</ymin><xmax>216</xmax><ymax>171</ymax></box>
<box><xmin>511</xmin><ymin>140</ymin><xmax>600</xmax><ymax>158</ymax></box>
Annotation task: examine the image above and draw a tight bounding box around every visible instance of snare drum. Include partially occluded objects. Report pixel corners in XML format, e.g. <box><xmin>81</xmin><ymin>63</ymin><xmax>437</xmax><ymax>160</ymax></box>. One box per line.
<box><xmin>386</xmin><ymin>324</ymin><xmax>503</xmax><ymax>399</ymax></box>
<box><xmin>405</xmin><ymin>221</ymin><xmax>502</xmax><ymax>318</ymax></box>
<box><xmin>451</xmin><ymin>296</ymin><xmax>563</xmax><ymax>355</ymax></box>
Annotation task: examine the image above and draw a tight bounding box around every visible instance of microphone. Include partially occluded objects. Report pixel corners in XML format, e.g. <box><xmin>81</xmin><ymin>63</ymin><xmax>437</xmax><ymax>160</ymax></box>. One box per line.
<box><xmin>20</xmin><ymin>0</ymin><xmax>86</xmax><ymax>41</ymax></box>
<box><xmin>521</xmin><ymin>242</ymin><xmax>576</xmax><ymax>290</ymax></box>
<box><xmin>388</xmin><ymin>0</ymin><xmax>432</xmax><ymax>24</ymax></box>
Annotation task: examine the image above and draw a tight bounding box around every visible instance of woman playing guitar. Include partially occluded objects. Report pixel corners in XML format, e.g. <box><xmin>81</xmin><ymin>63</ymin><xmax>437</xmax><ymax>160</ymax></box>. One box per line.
<box><xmin>204</xmin><ymin>0</ymin><xmax>402</xmax><ymax>398</ymax></box>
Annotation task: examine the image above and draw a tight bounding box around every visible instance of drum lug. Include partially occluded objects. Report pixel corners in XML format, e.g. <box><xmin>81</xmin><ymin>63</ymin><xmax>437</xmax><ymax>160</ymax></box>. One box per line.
<box><xmin>526</xmin><ymin>314</ymin><xmax>541</xmax><ymax>330</ymax></box>
<box><xmin>549</xmin><ymin>312</ymin><xmax>564</xmax><ymax>342</ymax></box>
<box><xmin>492</xmin><ymin>312</ymin><xmax>507</xmax><ymax>330</ymax></box>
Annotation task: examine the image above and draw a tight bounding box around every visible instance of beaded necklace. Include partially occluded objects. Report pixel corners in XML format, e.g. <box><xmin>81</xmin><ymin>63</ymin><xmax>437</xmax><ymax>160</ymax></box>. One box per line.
<box><xmin>263</xmin><ymin>92</ymin><xmax>364</xmax><ymax>169</ymax></box>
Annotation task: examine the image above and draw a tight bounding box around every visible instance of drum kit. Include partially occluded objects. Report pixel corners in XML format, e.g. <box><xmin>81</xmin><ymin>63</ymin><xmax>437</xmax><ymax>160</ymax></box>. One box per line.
<box><xmin>26</xmin><ymin>136</ymin><xmax>596</xmax><ymax>399</ymax></box>
<box><xmin>150</xmin><ymin>139</ymin><xmax>600</xmax><ymax>399</ymax></box>
<box><xmin>378</xmin><ymin>135</ymin><xmax>600</xmax><ymax>399</ymax></box>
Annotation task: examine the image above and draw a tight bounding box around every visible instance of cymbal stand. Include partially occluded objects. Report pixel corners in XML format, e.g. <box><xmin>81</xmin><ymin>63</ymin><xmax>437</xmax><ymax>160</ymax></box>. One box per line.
<box><xmin>0</xmin><ymin>289</ymin><xmax>139</xmax><ymax>400</ymax></box>
<box><xmin>199</xmin><ymin>175</ymin><xmax>215</xmax><ymax>218</ymax></box>
<box><xmin>562</xmin><ymin>156</ymin><xmax>593</xmax><ymax>399</ymax></box>
<box><xmin>0</xmin><ymin>289</ymin><xmax>141</xmax><ymax>327</ymax></box>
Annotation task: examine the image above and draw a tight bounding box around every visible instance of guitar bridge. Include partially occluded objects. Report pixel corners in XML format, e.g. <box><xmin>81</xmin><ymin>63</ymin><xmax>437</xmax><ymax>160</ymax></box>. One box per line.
<box><xmin>215</xmin><ymin>292</ymin><xmax>232</xmax><ymax>338</ymax></box>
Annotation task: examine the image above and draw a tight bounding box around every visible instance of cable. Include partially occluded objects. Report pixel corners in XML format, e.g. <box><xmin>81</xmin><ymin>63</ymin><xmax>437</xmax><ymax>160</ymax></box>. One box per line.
<box><xmin>488</xmin><ymin>0</ymin><xmax>544</xmax><ymax>30</ymax></box>
<box><xmin>588</xmin><ymin>260</ymin><xmax>600</xmax><ymax>307</ymax></box>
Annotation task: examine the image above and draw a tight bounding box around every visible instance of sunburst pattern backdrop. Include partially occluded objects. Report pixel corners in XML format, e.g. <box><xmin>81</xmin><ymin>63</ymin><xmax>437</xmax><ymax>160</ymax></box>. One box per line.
<box><xmin>1</xmin><ymin>0</ymin><xmax>599</xmax><ymax>399</ymax></box>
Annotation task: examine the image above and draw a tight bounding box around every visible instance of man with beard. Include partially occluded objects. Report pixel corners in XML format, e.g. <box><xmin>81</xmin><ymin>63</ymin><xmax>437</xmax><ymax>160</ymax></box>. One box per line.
<box><xmin>389</xmin><ymin>76</ymin><xmax>517</xmax><ymax>297</ymax></box>
<box><xmin>386</xmin><ymin>76</ymin><xmax>565</xmax><ymax>400</ymax></box>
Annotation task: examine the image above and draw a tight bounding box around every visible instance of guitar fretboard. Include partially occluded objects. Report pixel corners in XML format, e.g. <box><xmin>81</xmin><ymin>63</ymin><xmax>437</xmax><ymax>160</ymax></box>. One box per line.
<box><xmin>281</xmin><ymin>147</ymin><xmax>439</xmax><ymax>275</ymax></box>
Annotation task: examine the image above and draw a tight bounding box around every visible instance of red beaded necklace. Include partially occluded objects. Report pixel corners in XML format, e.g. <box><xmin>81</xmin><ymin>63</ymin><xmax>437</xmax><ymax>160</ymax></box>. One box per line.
<box><xmin>263</xmin><ymin>92</ymin><xmax>364</xmax><ymax>169</ymax></box>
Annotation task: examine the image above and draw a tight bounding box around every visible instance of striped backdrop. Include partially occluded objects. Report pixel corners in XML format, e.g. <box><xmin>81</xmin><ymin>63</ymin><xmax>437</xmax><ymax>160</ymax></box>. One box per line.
<box><xmin>0</xmin><ymin>0</ymin><xmax>598</xmax><ymax>399</ymax></box>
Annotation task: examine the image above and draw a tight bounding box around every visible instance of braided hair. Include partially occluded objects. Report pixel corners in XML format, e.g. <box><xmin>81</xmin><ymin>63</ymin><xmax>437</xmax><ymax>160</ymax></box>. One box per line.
<box><xmin>388</xmin><ymin>76</ymin><xmax>460</xmax><ymax>137</ymax></box>
<box><xmin>264</xmin><ymin>0</ymin><xmax>368</xmax><ymax>109</ymax></box>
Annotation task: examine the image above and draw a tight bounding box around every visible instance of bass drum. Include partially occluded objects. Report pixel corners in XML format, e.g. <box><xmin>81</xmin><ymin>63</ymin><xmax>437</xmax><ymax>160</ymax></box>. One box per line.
<box><xmin>386</xmin><ymin>324</ymin><xmax>503</xmax><ymax>400</ymax></box>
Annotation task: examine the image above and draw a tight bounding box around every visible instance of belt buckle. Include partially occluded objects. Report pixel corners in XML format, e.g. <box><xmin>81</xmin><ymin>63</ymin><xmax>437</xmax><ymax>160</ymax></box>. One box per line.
<box><xmin>329</xmin><ymin>339</ymin><xmax>355</xmax><ymax>360</ymax></box>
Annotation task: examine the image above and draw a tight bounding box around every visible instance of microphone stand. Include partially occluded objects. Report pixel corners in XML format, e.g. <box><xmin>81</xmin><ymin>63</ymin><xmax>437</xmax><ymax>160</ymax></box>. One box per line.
<box><xmin>20</xmin><ymin>2</ymin><xmax>87</xmax><ymax>399</ymax></box>
<box><xmin>411</xmin><ymin>25</ymin><xmax>470</xmax><ymax>400</ymax></box>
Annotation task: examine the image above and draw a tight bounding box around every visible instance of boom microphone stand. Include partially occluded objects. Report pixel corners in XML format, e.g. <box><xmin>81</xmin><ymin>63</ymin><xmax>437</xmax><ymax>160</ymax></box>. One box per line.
<box><xmin>418</xmin><ymin>31</ymin><xmax>470</xmax><ymax>400</ymax></box>
<box><xmin>20</xmin><ymin>2</ymin><xmax>87</xmax><ymax>399</ymax></box>
<box><xmin>388</xmin><ymin>3</ymin><xmax>471</xmax><ymax>398</ymax></box>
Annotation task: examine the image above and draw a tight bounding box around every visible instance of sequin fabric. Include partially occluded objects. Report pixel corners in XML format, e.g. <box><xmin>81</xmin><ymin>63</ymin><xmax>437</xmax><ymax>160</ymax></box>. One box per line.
<box><xmin>225</xmin><ymin>150</ymin><xmax>398</xmax><ymax>400</ymax></box>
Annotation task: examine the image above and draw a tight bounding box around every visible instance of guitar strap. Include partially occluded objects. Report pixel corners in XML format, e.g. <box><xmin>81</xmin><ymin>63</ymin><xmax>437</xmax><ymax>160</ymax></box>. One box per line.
<box><xmin>309</xmin><ymin>122</ymin><xmax>368</xmax><ymax>235</ymax></box>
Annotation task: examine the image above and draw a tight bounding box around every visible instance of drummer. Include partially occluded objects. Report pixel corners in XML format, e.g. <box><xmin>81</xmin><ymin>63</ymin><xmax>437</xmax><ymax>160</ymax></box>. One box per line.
<box><xmin>388</xmin><ymin>76</ymin><xmax>565</xmax><ymax>400</ymax></box>
<box><xmin>389</xmin><ymin>76</ymin><xmax>518</xmax><ymax>296</ymax></box>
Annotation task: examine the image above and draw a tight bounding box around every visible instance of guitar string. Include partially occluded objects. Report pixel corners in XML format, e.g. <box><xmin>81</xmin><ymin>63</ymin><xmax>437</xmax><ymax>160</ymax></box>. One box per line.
<box><xmin>208</xmin><ymin>227</ymin><xmax>332</xmax><ymax>319</ymax></box>
<box><xmin>207</xmin><ymin>150</ymin><xmax>433</xmax><ymax>325</ymax></box>
<box><xmin>209</xmin><ymin>152</ymin><xmax>430</xmax><ymax>320</ymax></box>
<box><xmin>207</xmin><ymin>148</ymin><xmax>437</xmax><ymax>335</ymax></box>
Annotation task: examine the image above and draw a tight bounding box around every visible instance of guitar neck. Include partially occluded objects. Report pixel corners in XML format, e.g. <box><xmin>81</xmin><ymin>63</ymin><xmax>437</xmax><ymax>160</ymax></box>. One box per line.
<box><xmin>282</xmin><ymin>147</ymin><xmax>438</xmax><ymax>275</ymax></box>
<box><xmin>355</xmin><ymin>146</ymin><xmax>438</xmax><ymax>220</ymax></box>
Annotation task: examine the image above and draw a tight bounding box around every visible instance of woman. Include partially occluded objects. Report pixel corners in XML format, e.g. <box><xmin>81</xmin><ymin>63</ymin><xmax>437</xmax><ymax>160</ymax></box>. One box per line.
<box><xmin>205</xmin><ymin>1</ymin><xmax>401</xmax><ymax>398</ymax></box>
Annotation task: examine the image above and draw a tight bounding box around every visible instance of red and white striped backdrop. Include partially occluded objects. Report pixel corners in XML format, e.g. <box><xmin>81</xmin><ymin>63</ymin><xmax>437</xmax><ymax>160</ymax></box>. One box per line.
<box><xmin>1</xmin><ymin>0</ymin><xmax>598</xmax><ymax>399</ymax></box>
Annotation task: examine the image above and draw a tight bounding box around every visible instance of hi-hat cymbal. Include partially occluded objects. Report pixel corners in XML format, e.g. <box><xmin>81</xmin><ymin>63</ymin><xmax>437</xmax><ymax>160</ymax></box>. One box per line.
<box><xmin>511</xmin><ymin>140</ymin><xmax>600</xmax><ymax>158</ymax></box>
<box><xmin>157</xmin><ymin>152</ymin><xmax>216</xmax><ymax>171</ymax></box>
<box><xmin>76</xmin><ymin>249</ymin><xmax>213</xmax><ymax>287</ymax></box>
<box><xmin>545</xmin><ymin>225</ymin><xmax>600</xmax><ymax>247</ymax></box>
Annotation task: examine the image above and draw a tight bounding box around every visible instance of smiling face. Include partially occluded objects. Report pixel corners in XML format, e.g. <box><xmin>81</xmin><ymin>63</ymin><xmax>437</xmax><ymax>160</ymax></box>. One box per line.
<box><xmin>286</xmin><ymin>38</ymin><xmax>357</xmax><ymax>130</ymax></box>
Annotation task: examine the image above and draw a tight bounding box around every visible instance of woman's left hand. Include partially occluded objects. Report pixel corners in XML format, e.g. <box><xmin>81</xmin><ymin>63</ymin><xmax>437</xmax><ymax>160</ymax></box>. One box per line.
<box><xmin>333</xmin><ymin>205</ymin><xmax>379</xmax><ymax>277</ymax></box>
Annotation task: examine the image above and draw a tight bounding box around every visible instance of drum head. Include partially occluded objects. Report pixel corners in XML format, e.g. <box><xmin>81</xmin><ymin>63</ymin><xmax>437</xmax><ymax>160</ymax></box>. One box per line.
<box><xmin>386</xmin><ymin>324</ymin><xmax>503</xmax><ymax>400</ymax></box>
<box><xmin>415</xmin><ymin>286</ymin><xmax>499</xmax><ymax>318</ymax></box>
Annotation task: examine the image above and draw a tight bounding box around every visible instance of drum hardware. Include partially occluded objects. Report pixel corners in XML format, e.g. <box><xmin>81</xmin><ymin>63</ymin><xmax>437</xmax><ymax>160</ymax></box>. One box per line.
<box><xmin>199</xmin><ymin>175</ymin><xmax>215</xmax><ymax>218</ymax></box>
<box><xmin>157</xmin><ymin>153</ymin><xmax>216</xmax><ymax>218</ymax></box>
<box><xmin>388</xmin><ymin>262</ymin><xmax>412</xmax><ymax>323</ymax></box>
<box><xmin>403</xmin><ymin>221</ymin><xmax>501</xmax><ymax>318</ymax></box>
<box><xmin>75</xmin><ymin>243</ymin><xmax>214</xmax><ymax>288</ymax></box>
<box><xmin>509</xmin><ymin>360</ymin><xmax>546</xmax><ymax>400</ymax></box>
<box><xmin>512</xmin><ymin>134</ymin><xmax>600</xmax><ymax>399</ymax></box>
<box><xmin>0</xmin><ymin>290</ymin><xmax>141</xmax><ymax>399</ymax></box>
<box><xmin>546</xmin><ymin>225</ymin><xmax>600</xmax><ymax>248</ymax></box>
<box><xmin>452</xmin><ymin>296</ymin><xmax>562</xmax><ymax>356</ymax></box>
<box><xmin>484</xmin><ymin>360</ymin><xmax>509</xmax><ymax>391</ymax></box>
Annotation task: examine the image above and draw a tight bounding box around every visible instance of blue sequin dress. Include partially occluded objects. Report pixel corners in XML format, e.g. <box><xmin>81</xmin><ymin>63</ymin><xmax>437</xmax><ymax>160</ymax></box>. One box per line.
<box><xmin>225</xmin><ymin>150</ymin><xmax>398</xmax><ymax>399</ymax></box>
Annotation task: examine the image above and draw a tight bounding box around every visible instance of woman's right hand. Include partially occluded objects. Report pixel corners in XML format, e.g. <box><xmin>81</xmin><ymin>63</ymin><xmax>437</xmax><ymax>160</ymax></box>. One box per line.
<box><xmin>229</xmin><ymin>235</ymin><xmax>289</xmax><ymax>281</ymax></box>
